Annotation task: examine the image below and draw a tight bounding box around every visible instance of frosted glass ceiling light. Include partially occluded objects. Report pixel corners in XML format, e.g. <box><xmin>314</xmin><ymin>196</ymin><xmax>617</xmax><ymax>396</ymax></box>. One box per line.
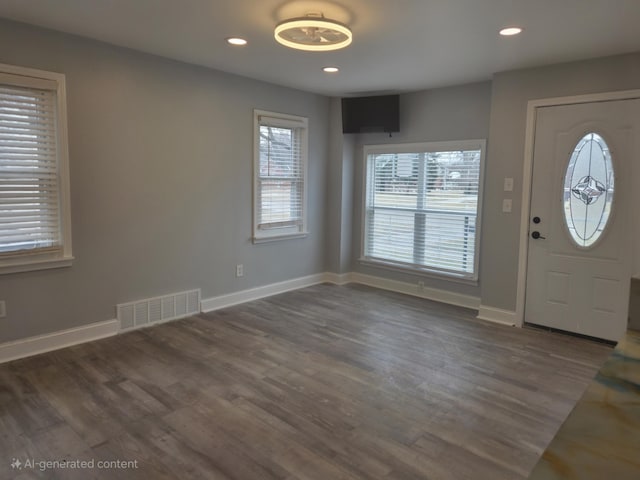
<box><xmin>275</xmin><ymin>14</ymin><xmax>352</xmax><ymax>52</ymax></box>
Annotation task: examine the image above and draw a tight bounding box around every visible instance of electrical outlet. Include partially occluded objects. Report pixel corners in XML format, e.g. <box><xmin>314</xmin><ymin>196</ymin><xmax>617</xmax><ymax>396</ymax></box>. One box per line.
<box><xmin>0</xmin><ymin>301</ymin><xmax>6</xmax><ymax>318</ymax></box>
<box><xmin>236</xmin><ymin>264</ymin><xmax>244</xmax><ymax>277</ymax></box>
<box><xmin>502</xmin><ymin>199</ymin><xmax>513</xmax><ymax>213</ymax></box>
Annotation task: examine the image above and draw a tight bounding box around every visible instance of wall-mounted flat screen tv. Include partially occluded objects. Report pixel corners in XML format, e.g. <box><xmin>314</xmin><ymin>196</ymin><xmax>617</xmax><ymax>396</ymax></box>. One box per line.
<box><xmin>341</xmin><ymin>95</ymin><xmax>400</xmax><ymax>134</ymax></box>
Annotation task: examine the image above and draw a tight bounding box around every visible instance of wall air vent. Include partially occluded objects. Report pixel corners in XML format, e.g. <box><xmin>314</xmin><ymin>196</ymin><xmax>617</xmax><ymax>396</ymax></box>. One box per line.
<box><xmin>117</xmin><ymin>289</ymin><xmax>200</xmax><ymax>332</ymax></box>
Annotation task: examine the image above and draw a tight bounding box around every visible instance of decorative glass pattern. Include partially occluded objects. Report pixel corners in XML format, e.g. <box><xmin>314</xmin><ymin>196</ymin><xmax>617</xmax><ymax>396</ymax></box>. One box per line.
<box><xmin>563</xmin><ymin>133</ymin><xmax>614</xmax><ymax>247</ymax></box>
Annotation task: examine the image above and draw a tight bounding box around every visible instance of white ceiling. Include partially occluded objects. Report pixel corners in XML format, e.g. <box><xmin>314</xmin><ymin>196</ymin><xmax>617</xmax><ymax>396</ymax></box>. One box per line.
<box><xmin>0</xmin><ymin>0</ymin><xmax>638</xmax><ymax>96</ymax></box>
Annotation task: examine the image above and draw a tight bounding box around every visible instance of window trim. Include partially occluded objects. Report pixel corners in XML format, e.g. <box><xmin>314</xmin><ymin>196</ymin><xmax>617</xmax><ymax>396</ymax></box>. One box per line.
<box><xmin>360</xmin><ymin>139</ymin><xmax>486</xmax><ymax>283</ymax></box>
<box><xmin>0</xmin><ymin>63</ymin><xmax>73</xmax><ymax>275</ymax></box>
<box><xmin>252</xmin><ymin>109</ymin><xmax>308</xmax><ymax>243</ymax></box>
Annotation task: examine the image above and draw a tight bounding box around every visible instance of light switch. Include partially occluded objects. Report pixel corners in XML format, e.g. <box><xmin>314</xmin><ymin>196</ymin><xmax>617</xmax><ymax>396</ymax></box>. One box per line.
<box><xmin>504</xmin><ymin>177</ymin><xmax>514</xmax><ymax>192</ymax></box>
<box><xmin>502</xmin><ymin>199</ymin><xmax>512</xmax><ymax>213</ymax></box>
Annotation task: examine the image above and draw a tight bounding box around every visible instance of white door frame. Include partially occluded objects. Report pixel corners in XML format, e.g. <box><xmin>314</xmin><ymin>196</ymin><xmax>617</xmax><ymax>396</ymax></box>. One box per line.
<box><xmin>515</xmin><ymin>89</ymin><xmax>640</xmax><ymax>328</ymax></box>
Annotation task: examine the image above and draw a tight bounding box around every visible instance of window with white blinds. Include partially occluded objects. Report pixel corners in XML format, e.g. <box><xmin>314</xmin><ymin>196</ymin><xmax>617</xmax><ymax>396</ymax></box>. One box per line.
<box><xmin>0</xmin><ymin>65</ymin><xmax>72</xmax><ymax>274</ymax></box>
<box><xmin>253</xmin><ymin>110</ymin><xmax>308</xmax><ymax>242</ymax></box>
<box><xmin>363</xmin><ymin>140</ymin><xmax>485</xmax><ymax>281</ymax></box>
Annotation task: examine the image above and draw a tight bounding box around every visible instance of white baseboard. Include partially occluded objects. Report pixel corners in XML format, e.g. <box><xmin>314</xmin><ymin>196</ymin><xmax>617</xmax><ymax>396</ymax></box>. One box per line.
<box><xmin>201</xmin><ymin>271</ymin><xmax>479</xmax><ymax>313</ymax></box>
<box><xmin>201</xmin><ymin>273</ymin><xmax>328</xmax><ymax>312</ymax></box>
<box><xmin>350</xmin><ymin>272</ymin><xmax>480</xmax><ymax>310</ymax></box>
<box><xmin>323</xmin><ymin>272</ymin><xmax>353</xmax><ymax>285</ymax></box>
<box><xmin>477</xmin><ymin>304</ymin><xmax>517</xmax><ymax>326</ymax></box>
<box><xmin>0</xmin><ymin>319</ymin><xmax>119</xmax><ymax>364</ymax></box>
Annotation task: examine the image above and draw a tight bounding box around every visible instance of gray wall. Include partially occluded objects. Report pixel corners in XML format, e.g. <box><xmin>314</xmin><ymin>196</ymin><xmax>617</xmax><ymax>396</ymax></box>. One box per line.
<box><xmin>325</xmin><ymin>97</ymin><xmax>356</xmax><ymax>275</ymax></box>
<box><xmin>325</xmin><ymin>98</ymin><xmax>344</xmax><ymax>273</ymax></box>
<box><xmin>0</xmin><ymin>20</ymin><xmax>330</xmax><ymax>343</ymax></box>
<box><xmin>481</xmin><ymin>52</ymin><xmax>640</xmax><ymax>311</ymax></box>
<box><xmin>343</xmin><ymin>82</ymin><xmax>493</xmax><ymax>297</ymax></box>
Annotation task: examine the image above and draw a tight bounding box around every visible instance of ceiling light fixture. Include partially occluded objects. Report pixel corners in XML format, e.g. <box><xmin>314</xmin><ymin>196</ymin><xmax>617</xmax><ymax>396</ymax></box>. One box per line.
<box><xmin>226</xmin><ymin>37</ymin><xmax>248</xmax><ymax>46</ymax></box>
<box><xmin>323</xmin><ymin>66</ymin><xmax>339</xmax><ymax>73</ymax></box>
<box><xmin>499</xmin><ymin>26</ymin><xmax>523</xmax><ymax>36</ymax></box>
<box><xmin>275</xmin><ymin>13</ymin><xmax>352</xmax><ymax>52</ymax></box>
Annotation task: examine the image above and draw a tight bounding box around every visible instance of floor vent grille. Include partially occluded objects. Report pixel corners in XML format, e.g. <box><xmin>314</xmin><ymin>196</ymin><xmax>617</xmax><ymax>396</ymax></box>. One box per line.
<box><xmin>117</xmin><ymin>289</ymin><xmax>200</xmax><ymax>332</ymax></box>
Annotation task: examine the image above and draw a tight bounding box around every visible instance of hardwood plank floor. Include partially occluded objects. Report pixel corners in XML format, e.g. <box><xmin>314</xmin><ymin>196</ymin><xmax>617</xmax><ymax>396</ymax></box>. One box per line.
<box><xmin>0</xmin><ymin>284</ymin><xmax>611</xmax><ymax>479</ymax></box>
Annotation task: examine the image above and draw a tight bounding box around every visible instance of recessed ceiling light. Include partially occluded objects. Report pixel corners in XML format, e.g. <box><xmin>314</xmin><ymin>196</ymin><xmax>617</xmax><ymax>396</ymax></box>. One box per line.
<box><xmin>323</xmin><ymin>66</ymin><xmax>339</xmax><ymax>73</ymax></box>
<box><xmin>226</xmin><ymin>37</ymin><xmax>248</xmax><ymax>46</ymax></box>
<box><xmin>499</xmin><ymin>27</ymin><xmax>523</xmax><ymax>36</ymax></box>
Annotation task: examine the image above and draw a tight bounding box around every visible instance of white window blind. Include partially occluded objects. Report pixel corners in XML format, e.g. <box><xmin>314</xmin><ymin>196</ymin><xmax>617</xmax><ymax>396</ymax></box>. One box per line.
<box><xmin>254</xmin><ymin>111</ymin><xmax>308</xmax><ymax>241</ymax></box>
<box><xmin>0</xmin><ymin>64</ymin><xmax>71</xmax><ymax>274</ymax></box>
<box><xmin>363</xmin><ymin>141</ymin><xmax>484</xmax><ymax>280</ymax></box>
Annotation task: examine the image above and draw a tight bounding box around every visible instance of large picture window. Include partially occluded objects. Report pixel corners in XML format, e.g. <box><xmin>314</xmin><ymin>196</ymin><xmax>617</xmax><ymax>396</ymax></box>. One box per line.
<box><xmin>0</xmin><ymin>64</ymin><xmax>72</xmax><ymax>274</ymax></box>
<box><xmin>362</xmin><ymin>140</ymin><xmax>485</xmax><ymax>281</ymax></box>
<box><xmin>253</xmin><ymin>110</ymin><xmax>308</xmax><ymax>242</ymax></box>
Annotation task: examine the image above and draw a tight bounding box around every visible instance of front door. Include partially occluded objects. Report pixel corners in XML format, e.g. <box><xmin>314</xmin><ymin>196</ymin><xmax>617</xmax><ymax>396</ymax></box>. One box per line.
<box><xmin>525</xmin><ymin>99</ymin><xmax>640</xmax><ymax>342</ymax></box>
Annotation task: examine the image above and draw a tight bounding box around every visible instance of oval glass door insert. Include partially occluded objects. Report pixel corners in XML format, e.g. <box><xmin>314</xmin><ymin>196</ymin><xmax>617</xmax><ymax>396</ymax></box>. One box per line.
<box><xmin>563</xmin><ymin>133</ymin><xmax>614</xmax><ymax>247</ymax></box>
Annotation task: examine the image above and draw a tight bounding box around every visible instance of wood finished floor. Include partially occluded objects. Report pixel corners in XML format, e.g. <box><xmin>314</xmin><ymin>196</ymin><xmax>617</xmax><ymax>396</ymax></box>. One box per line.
<box><xmin>0</xmin><ymin>284</ymin><xmax>611</xmax><ymax>480</ymax></box>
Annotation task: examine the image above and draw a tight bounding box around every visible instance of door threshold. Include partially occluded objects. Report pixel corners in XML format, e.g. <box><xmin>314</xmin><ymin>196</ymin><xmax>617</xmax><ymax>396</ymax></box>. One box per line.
<box><xmin>524</xmin><ymin>322</ymin><xmax>617</xmax><ymax>347</ymax></box>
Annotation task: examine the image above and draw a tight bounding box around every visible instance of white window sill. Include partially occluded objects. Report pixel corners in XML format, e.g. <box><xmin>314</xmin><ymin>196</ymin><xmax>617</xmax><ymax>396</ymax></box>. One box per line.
<box><xmin>0</xmin><ymin>256</ymin><xmax>74</xmax><ymax>275</ymax></box>
<box><xmin>253</xmin><ymin>232</ymin><xmax>308</xmax><ymax>244</ymax></box>
<box><xmin>359</xmin><ymin>257</ymin><xmax>478</xmax><ymax>286</ymax></box>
